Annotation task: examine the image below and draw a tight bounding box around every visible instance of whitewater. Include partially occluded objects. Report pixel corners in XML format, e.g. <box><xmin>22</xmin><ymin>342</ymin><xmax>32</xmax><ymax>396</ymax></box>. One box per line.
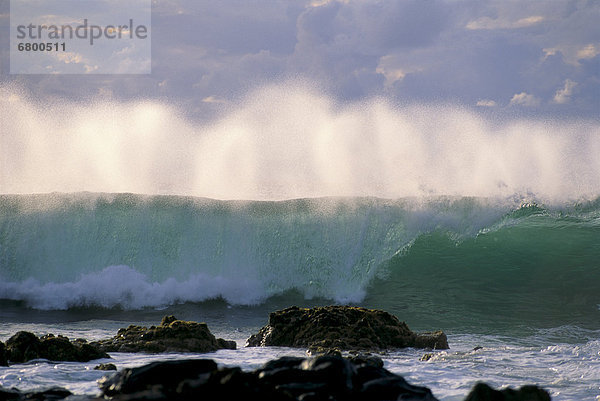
<box><xmin>1</xmin><ymin>83</ymin><xmax>600</xmax><ymax>400</ymax></box>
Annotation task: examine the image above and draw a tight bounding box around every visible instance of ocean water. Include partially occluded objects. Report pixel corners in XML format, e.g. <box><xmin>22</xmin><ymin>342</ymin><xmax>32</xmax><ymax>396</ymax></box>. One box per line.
<box><xmin>0</xmin><ymin>193</ymin><xmax>599</xmax><ymax>400</ymax></box>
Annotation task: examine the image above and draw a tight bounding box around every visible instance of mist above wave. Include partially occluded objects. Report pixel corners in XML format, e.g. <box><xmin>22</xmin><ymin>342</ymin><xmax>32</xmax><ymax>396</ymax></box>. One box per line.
<box><xmin>1</xmin><ymin>82</ymin><xmax>599</xmax><ymax>201</ymax></box>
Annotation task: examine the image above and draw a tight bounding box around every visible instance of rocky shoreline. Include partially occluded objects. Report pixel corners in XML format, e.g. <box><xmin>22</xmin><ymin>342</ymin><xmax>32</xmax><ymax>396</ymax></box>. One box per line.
<box><xmin>0</xmin><ymin>306</ymin><xmax>552</xmax><ymax>400</ymax></box>
<box><xmin>0</xmin><ymin>354</ymin><xmax>551</xmax><ymax>401</ymax></box>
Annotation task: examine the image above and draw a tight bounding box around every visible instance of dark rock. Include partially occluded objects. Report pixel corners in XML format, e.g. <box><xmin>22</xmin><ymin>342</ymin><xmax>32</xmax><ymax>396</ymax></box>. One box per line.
<box><xmin>0</xmin><ymin>386</ymin><xmax>21</xmax><ymax>401</ymax></box>
<box><xmin>216</xmin><ymin>337</ymin><xmax>238</xmax><ymax>349</ymax></box>
<box><xmin>464</xmin><ymin>382</ymin><xmax>551</xmax><ymax>401</ymax></box>
<box><xmin>5</xmin><ymin>331</ymin><xmax>41</xmax><ymax>363</ymax></box>
<box><xmin>160</xmin><ymin>315</ymin><xmax>177</xmax><ymax>326</ymax></box>
<box><xmin>92</xmin><ymin>316</ymin><xmax>236</xmax><ymax>353</ymax></box>
<box><xmin>77</xmin><ymin>341</ymin><xmax>111</xmax><ymax>361</ymax></box>
<box><xmin>300</xmin><ymin>356</ymin><xmax>357</xmax><ymax>395</ymax></box>
<box><xmin>360</xmin><ymin>376</ymin><xmax>438</xmax><ymax>401</ymax></box>
<box><xmin>0</xmin><ymin>386</ymin><xmax>73</xmax><ymax>401</ymax></box>
<box><xmin>246</xmin><ymin>306</ymin><xmax>449</xmax><ymax>351</ymax></box>
<box><xmin>413</xmin><ymin>331</ymin><xmax>449</xmax><ymax>350</ymax></box>
<box><xmin>260</xmin><ymin>356</ymin><xmax>305</xmax><ymax>371</ymax></box>
<box><xmin>39</xmin><ymin>335</ymin><xmax>80</xmax><ymax>361</ymax></box>
<box><xmin>306</xmin><ymin>345</ymin><xmax>342</xmax><ymax>357</ymax></box>
<box><xmin>4</xmin><ymin>332</ymin><xmax>108</xmax><ymax>364</ymax></box>
<box><xmin>40</xmin><ymin>334</ymin><xmax>107</xmax><ymax>362</ymax></box>
<box><xmin>354</xmin><ymin>364</ymin><xmax>396</xmax><ymax>385</ymax></box>
<box><xmin>179</xmin><ymin>366</ymin><xmax>269</xmax><ymax>401</ymax></box>
<box><xmin>348</xmin><ymin>353</ymin><xmax>384</xmax><ymax>368</ymax></box>
<box><xmin>95</xmin><ymin>363</ymin><xmax>118</xmax><ymax>371</ymax></box>
<box><xmin>99</xmin><ymin>359</ymin><xmax>218</xmax><ymax>396</ymax></box>
<box><xmin>99</xmin><ymin>354</ymin><xmax>440</xmax><ymax>401</ymax></box>
<box><xmin>0</xmin><ymin>341</ymin><xmax>7</xmax><ymax>366</ymax></box>
<box><xmin>26</xmin><ymin>387</ymin><xmax>73</xmax><ymax>400</ymax></box>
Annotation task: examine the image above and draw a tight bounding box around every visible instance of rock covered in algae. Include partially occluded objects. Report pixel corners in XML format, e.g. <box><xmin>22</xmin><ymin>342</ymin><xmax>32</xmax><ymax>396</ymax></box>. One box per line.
<box><xmin>92</xmin><ymin>315</ymin><xmax>236</xmax><ymax>353</ymax></box>
<box><xmin>246</xmin><ymin>306</ymin><xmax>449</xmax><ymax>351</ymax></box>
<box><xmin>3</xmin><ymin>331</ymin><xmax>108</xmax><ymax>364</ymax></box>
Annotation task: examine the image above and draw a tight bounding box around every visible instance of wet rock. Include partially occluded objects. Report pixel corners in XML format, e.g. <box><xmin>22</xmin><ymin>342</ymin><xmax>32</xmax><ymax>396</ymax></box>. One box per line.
<box><xmin>4</xmin><ymin>332</ymin><xmax>108</xmax><ymax>364</ymax></box>
<box><xmin>247</xmin><ymin>306</ymin><xmax>449</xmax><ymax>351</ymax></box>
<box><xmin>0</xmin><ymin>387</ymin><xmax>20</xmax><ymax>400</ymax></box>
<box><xmin>464</xmin><ymin>382</ymin><xmax>551</xmax><ymax>401</ymax></box>
<box><xmin>306</xmin><ymin>345</ymin><xmax>342</xmax><ymax>357</ymax></box>
<box><xmin>0</xmin><ymin>341</ymin><xmax>7</xmax><ymax>366</ymax></box>
<box><xmin>95</xmin><ymin>363</ymin><xmax>118</xmax><ymax>371</ymax></box>
<box><xmin>99</xmin><ymin>359</ymin><xmax>218</xmax><ymax>396</ymax></box>
<box><xmin>5</xmin><ymin>331</ymin><xmax>41</xmax><ymax>363</ymax></box>
<box><xmin>0</xmin><ymin>386</ymin><xmax>73</xmax><ymax>401</ymax></box>
<box><xmin>347</xmin><ymin>353</ymin><xmax>384</xmax><ymax>368</ymax></box>
<box><xmin>160</xmin><ymin>315</ymin><xmax>177</xmax><ymax>325</ymax></box>
<box><xmin>98</xmin><ymin>354</ymin><xmax>439</xmax><ymax>401</ymax></box>
<box><xmin>360</xmin><ymin>376</ymin><xmax>438</xmax><ymax>401</ymax></box>
<box><xmin>92</xmin><ymin>315</ymin><xmax>236</xmax><ymax>353</ymax></box>
<box><xmin>306</xmin><ymin>348</ymin><xmax>384</xmax><ymax>369</ymax></box>
<box><xmin>413</xmin><ymin>331</ymin><xmax>449</xmax><ymax>349</ymax></box>
<box><xmin>41</xmin><ymin>334</ymin><xmax>108</xmax><ymax>362</ymax></box>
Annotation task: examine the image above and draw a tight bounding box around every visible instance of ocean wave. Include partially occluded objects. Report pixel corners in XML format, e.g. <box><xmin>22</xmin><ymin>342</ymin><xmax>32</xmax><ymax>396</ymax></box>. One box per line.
<box><xmin>1</xmin><ymin>193</ymin><xmax>599</xmax><ymax>326</ymax></box>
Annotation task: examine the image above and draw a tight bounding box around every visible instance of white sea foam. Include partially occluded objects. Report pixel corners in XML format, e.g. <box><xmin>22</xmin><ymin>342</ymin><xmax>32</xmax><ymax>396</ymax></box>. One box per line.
<box><xmin>0</xmin><ymin>265</ymin><xmax>266</xmax><ymax>310</ymax></box>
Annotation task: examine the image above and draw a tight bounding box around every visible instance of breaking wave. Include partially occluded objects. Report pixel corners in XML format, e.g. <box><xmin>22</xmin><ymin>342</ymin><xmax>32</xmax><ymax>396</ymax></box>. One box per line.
<box><xmin>1</xmin><ymin>193</ymin><xmax>598</xmax><ymax>332</ymax></box>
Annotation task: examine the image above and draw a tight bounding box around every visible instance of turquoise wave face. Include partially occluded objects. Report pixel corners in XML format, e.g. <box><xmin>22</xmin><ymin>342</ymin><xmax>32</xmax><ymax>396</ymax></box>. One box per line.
<box><xmin>0</xmin><ymin>193</ymin><xmax>598</xmax><ymax>332</ymax></box>
<box><xmin>365</xmin><ymin>213</ymin><xmax>600</xmax><ymax>333</ymax></box>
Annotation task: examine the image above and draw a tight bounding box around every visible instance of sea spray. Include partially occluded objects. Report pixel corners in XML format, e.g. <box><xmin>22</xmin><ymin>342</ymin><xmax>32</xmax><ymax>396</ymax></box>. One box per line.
<box><xmin>1</xmin><ymin>82</ymin><xmax>599</xmax><ymax>200</ymax></box>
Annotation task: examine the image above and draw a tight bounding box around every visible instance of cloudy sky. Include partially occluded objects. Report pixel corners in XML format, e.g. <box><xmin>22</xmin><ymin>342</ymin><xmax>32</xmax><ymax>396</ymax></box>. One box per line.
<box><xmin>1</xmin><ymin>0</ymin><xmax>598</xmax><ymax>119</ymax></box>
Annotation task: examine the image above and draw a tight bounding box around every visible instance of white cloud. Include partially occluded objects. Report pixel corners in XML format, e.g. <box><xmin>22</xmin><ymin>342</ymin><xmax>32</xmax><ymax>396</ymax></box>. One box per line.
<box><xmin>553</xmin><ymin>79</ymin><xmax>577</xmax><ymax>104</ymax></box>
<box><xmin>476</xmin><ymin>99</ymin><xmax>497</xmax><ymax>107</ymax></box>
<box><xmin>577</xmin><ymin>44</ymin><xmax>600</xmax><ymax>60</ymax></box>
<box><xmin>466</xmin><ymin>15</ymin><xmax>544</xmax><ymax>30</ymax></box>
<box><xmin>510</xmin><ymin>92</ymin><xmax>540</xmax><ymax>107</ymax></box>
<box><xmin>543</xmin><ymin>43</ymin><xmax>600</xmax><ymax>65</ymax></box>
<box><xmin>202</xmin><ymin>96</ymin><xmax>227</xmax><ymax>104</ymax></box>
<box><xmin>309</xmin><ymin>0</ymin><xmax>348</xmax><ymax>7</ymax></box>
<box><xmin>55</xmin><ymin>52</ymin><xmax>84</xmax><ymax>64</ymax></box>
<box><xmin>377</xmin><ymin>67</ymin><xmax>406</xmax><ymax>86</ymax></box>
<box><xmin>542</xmin><ymin>47</ymin><xmax>558</xmax><ymax>60</ymax></box>
<box><xmin>375</xmin><ymin>55</ymin><xmax>422</xmax><ymax>87</ymax></box>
